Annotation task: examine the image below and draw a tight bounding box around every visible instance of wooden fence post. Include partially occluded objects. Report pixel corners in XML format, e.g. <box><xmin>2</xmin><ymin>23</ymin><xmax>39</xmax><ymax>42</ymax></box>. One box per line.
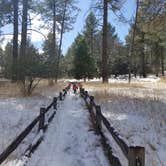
<box><xmin>39</xmin><ymin>107</ymin><xmax>45</xmax><ymax>131</ymax></box>
<box><xmin>85</xmin><ymin>91</ymin><xmax>88</xmax><ymax>100</ymax></box>
<box><xmin>95</xmin><ymin>105</ymin><xmax>102</xmax><ymax>132</ymax></box>
<box><xmin>80</xmin><ymin>87</ymin><xmax>82</xmax><ymax>94</ymax></box>
<box><xmin>53</xmin><ymin>97</ymin><xmax>57</xmax><ymax>109</ymax></box>
<box><xmin>81</xmin><ymin>88</ymin><xmax>85</xmax><ymax>97</ymax></box>
<box><xmin>65</xmin><ymin>89</ymin><xmax>67</xmax><ymax>95</ymax></box>
<box><xmin>59</xmin><ymin>92</ymin><xmax>63</xmax><ymax>101</ymax></box>
<box><xmin>128</xmin><ymin>146</ymin><xmax>145</xmax><ymax>166</ymax></box>
<box><xmin>63</xmin><ymin>89</ymin><xmax>67</xmax><ymax>97</ymax></box>
<box><xmin>90</xmin><ymin>96</ymin><xmax>94</xmax><ymax>109</ymax></box>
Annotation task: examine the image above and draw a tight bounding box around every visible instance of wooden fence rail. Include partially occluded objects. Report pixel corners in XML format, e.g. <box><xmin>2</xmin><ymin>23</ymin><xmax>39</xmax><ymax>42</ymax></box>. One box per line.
<box><xmin>0</xmin><ymin>84</ymin><xmax>71</xmax><ymax>165</ymax></box>
<box><xmin>80</xmin><ymin>87</ymin><xmax>145</xmax><ymax>166</ymax></box>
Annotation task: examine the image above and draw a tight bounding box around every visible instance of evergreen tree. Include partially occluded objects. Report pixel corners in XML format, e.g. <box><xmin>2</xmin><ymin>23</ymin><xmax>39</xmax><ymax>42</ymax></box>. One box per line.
<box><xmin>72</xmin><ymin>34</ymin><xmax>96</xmax><ymax>80</ymax></box>
<box><xmin>63</xmin><ymin>43</ymin><xmax>75</xmax><ymax>77</ymax></box>
<box><xmin>42</xmin><ymin>32</ymin><xmax>59</xmax><ymax>78</ymax></box>
<box><xmin>0</xmin><ymin>0</ymin><xmax>12</xmax><ymax>28</ymax></box>
<box><xmin>84</xmin><ymin>12</ymin><xmax>98</xmax><ymax>57</ymax></box>
<box><xmin>127</xmin><ymin>0</ymin><xmax>166</xmax><ymax>77</ymax></box>
<box><xmin>94</xmin><ymin>0</ymin><xmax>124</xmax><ymax>82</ymax></box>
<box><xmin>3</xmin><ymin>42</ymin><xmax>12</xmax><ymax>78</ymax></box>
<box><xmin>36</xmin><ymin>0</ymin><xmax>79</xmax><ymax>82</ymax></box>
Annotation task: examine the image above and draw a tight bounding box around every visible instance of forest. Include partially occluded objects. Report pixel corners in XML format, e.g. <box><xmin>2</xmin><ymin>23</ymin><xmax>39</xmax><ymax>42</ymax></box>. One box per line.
<box><xmin>0</xmin><ymin>0</ymin><xmax>165</xmax><ymax>95</ymax></box>
<box><xmin>0</xmin><ymin>1</ymin><xmax>166</xmax><ymax>166</ymax></box>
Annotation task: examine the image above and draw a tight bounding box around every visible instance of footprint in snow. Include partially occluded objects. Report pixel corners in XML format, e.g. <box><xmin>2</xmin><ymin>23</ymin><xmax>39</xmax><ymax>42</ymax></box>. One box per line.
<box><xmin>63</xmin><ymin>146</ymin><xmax>71</xmax><ymax>154</ymax></box>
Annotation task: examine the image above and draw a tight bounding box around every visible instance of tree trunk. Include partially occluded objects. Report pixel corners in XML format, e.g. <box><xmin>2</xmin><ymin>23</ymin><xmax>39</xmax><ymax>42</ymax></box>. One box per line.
<box><xmin>49</xmin><ymin>1</ymin><xmax>57</xmax><ymax>86</ymax></box>
<box><xmin>102</xmin><ymin>0</ymin><xmax>108</xmax><ymax>83</ymax></box>
<box><xmin>90</xmin><ymin>29</ymin><xmax>94</xmax><ymax>57</ymax></box>
<box><xmin>20</xmin><ymin>0</ymin><xmax>28</xmax><ymax>81</ymax></box>
<box><xmin>154</xmin><ymin>42</ymin><xmax>160</xmax><ymax>77</ymax></box>
<box><xmin>12</xmin><ymin>0</ymin><xmax>18</xmax><ymax>81</ymax></box>
<box><xmin>128</xmin><ymin>0</ymin><xmax>139</xmax><ymax>83</ymax></box>
<box><xmin>56</xmin><ymin>0</ymin><xmax>67</xmax><ymax>82</ymax></box>
<box><xmin>160</xmin><ymin>46</ymin><xmax>164</xmax><ymax>76</ymax></box>
<box><xmin>141</xmin><ymin>32</ymin><xmax>146</xmax><ymax>78</ymax></box>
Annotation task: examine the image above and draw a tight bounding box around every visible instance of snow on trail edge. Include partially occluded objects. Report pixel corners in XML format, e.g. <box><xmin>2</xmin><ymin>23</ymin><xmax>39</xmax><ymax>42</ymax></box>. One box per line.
<box><xmin>21</xmin><ymin>92</ymin><xmax>109</xmax><ymax>166</ymax></box>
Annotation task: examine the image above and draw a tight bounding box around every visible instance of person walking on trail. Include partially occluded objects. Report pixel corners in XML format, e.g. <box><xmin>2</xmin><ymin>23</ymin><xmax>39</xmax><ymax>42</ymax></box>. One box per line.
<box><xmin>73</xmin><ymin>84</ymin><xmax>78</xmax><ymax>94</ymax></box>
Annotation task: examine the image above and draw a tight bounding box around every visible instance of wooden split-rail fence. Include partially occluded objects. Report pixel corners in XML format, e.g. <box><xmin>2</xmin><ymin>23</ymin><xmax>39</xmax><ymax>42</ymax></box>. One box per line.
<box><xmin>80</xmin><ymin>87</ymin><xmax>145</xmax><ymax>166</ymax></box>
<box><xmin>0</xmin><ymin>83</ymin><xmax>145</xmax><ymax>166</ymax></box>
<box><xmin>0</xmin><ymin>84</ymin><xmax>71</xmax><ymax>165</ymax></box>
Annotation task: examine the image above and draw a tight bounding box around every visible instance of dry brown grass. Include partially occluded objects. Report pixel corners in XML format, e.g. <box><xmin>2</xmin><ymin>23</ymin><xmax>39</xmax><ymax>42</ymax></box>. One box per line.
<box><xmin>36</xmin><ymin>79</ymin><xmax>66</xmax><ymax>90</ymax></box>
<box><xmin>82</xmin><ymin>82</ymin><xmax>146</xmax><ymax>89</ymax></box>
<box><xmin>0</xmin><ymin>81</ymin><xmax>20</xmax><ymax>97</ymax></box>
<box><xmin>159</xmin><ymin>76</ymin><xmax>166</xmax><ymax>83</ymax></box>
<box><xmin>0</xmin><ymin>79</ymin><xmax>67</xmax><ymax>97</ymax></box>
<box><xmin>82</xmin><ymin>81</ymin><xmax>166</xmax><ymax>102</ymax></box>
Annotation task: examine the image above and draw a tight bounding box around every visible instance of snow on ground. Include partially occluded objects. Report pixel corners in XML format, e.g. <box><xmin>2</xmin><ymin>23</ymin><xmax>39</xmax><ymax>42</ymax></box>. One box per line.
<box><xmin>26</xmin><ymin>92</ymin><xmax>109</xmax><ymax>166</ymax></box>
<box><xmin>0</xmin><ymin>86</ymin><xmax>60</xmax><ymax>162</ymax></box>
<box><xmin>67</xmin><ymin>75</ymin><xmax>161</xmax><ymax>83</ymax></box>
<box><xmin>85</xmin><ymin>82</ymin><xmax>166</xmax><ymax>101</ymax></box>
<box><xmin>101</xmin><ymin>99</ymin><xmax>166</xmax><ymax>166</ymax></box>
<box><xmin>1</xmin><ymin>77</ymin><xmax>166</xmax><ymax>166</ymax></box>
<box><xmin>84</xmin><ymin>80</ymin><xmax>166</xmax><ymax>166</ymax></box>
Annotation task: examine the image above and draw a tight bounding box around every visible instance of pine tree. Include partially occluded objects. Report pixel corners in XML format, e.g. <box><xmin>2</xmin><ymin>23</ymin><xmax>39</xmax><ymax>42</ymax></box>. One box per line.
<box><xmin>72</xmin><ymin>34</ymin><xmax>96</xmax><ymax>81</ymax></box>
<box><xmin>84</xmin><ymin>12</ymin><xmax>98</xmax><ymax>58</ymax></box>
<box><xmin>36</xmin><ymin>0</ymin><xmax>79</xmax><ymax>82</ymax></box>
<box><xmin>63</xmin><ymin>43</ymin><xmax>75</xmax><ymax>77</ymax></box>
<box><xmin>94</xmin><ymin>0</ymin><xmax>123</xmax><ymax>82</ymax></box>
<box><xmin>0</xmin><ymin>0</ymin><xmax>12</xmax><ymax>28</ymax></box>
<box><xmin>130</xmin><ymin>0</ymin><xmax>166</xmax><ymax>77</ymax></box>
<box><xmin>42</xmin><ymin>32</ymin><xmax>59</xmax><ymax>78</ymax></box>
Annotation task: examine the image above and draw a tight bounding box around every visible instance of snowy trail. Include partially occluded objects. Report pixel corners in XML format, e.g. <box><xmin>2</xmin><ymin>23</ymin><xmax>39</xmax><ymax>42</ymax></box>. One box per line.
<box><xmin>27</xmin><ymin>92</ymin><xmax>109</xmax><ymax>166</ymax></box>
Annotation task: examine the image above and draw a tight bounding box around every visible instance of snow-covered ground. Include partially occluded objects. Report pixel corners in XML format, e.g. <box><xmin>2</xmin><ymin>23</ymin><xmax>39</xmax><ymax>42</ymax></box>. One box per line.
<box><xmin>27</xmin><ymin>93</ymin><xmax>108</xmax><ymax>166</ymax></box>
<box><xmin>0</xmin><ymin>86</ymin><xmax>60</xmax><ymax>163</ymax></box>
<box><xmin>84</xmin><ymin>78</ymin><xmax>166</xmax><ymax>166</ymax></box>
<box><xmin>0</xmin><ymin>96</ymin><xmax>45</xmax><ymax>154</ymax></box>
<box><xmin>0</xmin><ymin>77</ymin><xmax>166</xmax><ymax>166</ymax></box>
<box><xmin>2</xmin><ymin>92</ymin><xmax>109</xmax><ymax>166</ymax></box>
<box><xmin>100</xmin><ymin>99</ymin><xmax>166</xmax><ymax>166</ymax></box>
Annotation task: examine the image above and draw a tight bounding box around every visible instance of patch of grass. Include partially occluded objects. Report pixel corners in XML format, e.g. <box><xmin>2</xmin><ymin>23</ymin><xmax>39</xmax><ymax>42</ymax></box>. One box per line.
<box><xmin>159</xmin><ymin>76</ymin><xmax>166</xmax><ymax>83</ymax></box>
<box><xmin>83</xmin><ymin>81</ymin><xmax>166</xmax><ymax>102</ymax></box>
<box><xmin>83</xmin><ymin>82</ymin><xmax>146</xmax><ymax>89</ymax></box>
<box><xmin>0</xmin><ymin>81</ymin><xmax>20</xmax><ymax>97</ymax></box>
<box><xmin>0</xmin><ymin>79</ymin><xmax>67</xmax><ymax>97</ymax></box>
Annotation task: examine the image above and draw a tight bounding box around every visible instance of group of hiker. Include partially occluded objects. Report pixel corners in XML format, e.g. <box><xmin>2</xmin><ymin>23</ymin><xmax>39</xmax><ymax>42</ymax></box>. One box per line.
<box><xmin>72</xmin><ymin>84</ymin><xmax>78</xmax><ymax>93</ymax></box>
<box><xmin>69</xmin><ymin>82</ymin><xmax>82</xmax><ymax>94</ymax></box>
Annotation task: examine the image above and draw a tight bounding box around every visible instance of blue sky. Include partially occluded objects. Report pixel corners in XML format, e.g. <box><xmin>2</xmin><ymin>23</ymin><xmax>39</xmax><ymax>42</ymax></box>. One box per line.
<box><xmin>0</xmin><ymin>0</ymin><xmax>136</xmax><ymax>54</ymax></box>
<box><xmin>62</xmin><ymin>0</ymin><xmax>136</xmax><ymax>54</ymax></box>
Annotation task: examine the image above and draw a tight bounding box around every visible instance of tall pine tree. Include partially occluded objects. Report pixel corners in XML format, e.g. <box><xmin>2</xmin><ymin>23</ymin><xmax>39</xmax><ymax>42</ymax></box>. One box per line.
<box><xmin>72</xmin><ymin>34</ymin><xmax>96</xmax><ymax>81</ymax></box>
